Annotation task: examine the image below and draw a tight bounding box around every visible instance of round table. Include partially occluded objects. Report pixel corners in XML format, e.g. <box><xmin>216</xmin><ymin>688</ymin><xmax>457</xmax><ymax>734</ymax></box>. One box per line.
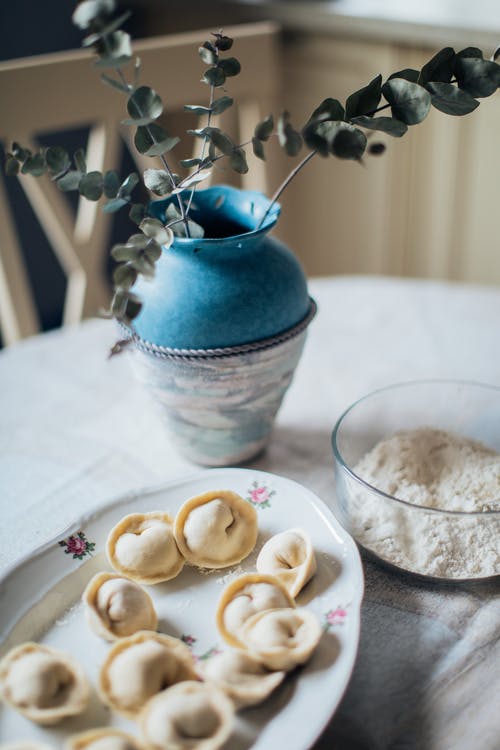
<box><xmin>1</xmin><ymin>276</ymin><xmax>499</xmax><ymax>749</ymax></box>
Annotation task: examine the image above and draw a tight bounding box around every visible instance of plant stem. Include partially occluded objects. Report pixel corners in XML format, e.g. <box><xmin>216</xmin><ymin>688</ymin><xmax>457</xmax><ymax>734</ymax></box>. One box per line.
<box><xmin>257</xmin><ymin>149</ymin><xmax>317</xmax><ymax>229</ymax></box>
<box><xmin>115</xmin><ymin>66</ymin><xmax>191</xmax><ymax>236</ymax></box>
<box><xmin>185</xmin><ymin>49</ymin><xmax>219</xmax><ymax>216</ymax></box>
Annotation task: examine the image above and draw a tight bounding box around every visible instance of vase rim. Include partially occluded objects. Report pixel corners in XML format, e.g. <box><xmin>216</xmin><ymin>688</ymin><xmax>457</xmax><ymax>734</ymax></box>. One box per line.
<box><xmin>149</xmin><ymin>185</ymin><xmax>281</xmax><ymax>245</ymax></box>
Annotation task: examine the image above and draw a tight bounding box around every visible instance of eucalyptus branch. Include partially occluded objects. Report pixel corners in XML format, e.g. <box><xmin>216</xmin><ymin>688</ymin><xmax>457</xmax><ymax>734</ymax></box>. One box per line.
<box><xmin>257</xmin><ymin>150</ymin><xmax>317</xmax><ymax>230</ymax></box>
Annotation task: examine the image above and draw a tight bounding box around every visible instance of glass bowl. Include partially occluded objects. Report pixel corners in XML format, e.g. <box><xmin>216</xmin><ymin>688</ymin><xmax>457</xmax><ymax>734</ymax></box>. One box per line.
<box><xmin>331</xmin><ymin>380</ymin><xmax>500</xmax><ymax>582</ymax></box>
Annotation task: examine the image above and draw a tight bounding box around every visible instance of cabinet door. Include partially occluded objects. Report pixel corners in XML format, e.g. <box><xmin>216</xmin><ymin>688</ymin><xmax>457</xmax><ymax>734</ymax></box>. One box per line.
<box><xmin>278</xmin><ymin>34</ymin><xmax>401</xmax><ymax>277</ymax></box>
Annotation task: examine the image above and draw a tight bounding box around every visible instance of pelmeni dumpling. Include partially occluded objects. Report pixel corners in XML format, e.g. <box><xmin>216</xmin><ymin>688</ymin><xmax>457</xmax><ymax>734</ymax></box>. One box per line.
<box><xmin>199</xmin><ymin>650</ymin><xmax>285</xmax><ymax>708</ymax></box>
<box><xmin>66</xmin><ymin>729</ymin><xmax>143</xmax><ymax>750</ymax></box>
<box><xmin>139</xmin><ymin>681</ymin><xmax>234</xmax><ymax>750</ymax></box>
<box><xmin>98</xmin><ymin>631</ymin><xmax>198</xmax><ymax>718</ymax></box>
<box><xmin>0</xmin><ymin>643</ymin><xmax>89</xmax><ymax>725</ymax></box>
<box><xmin>173</xmin><ymin>490</ymin><xmax>257</xmax><ymax>569</ymax></box>
<box><xmin>239</xmin><ymin>607</ymin><xmax>322</xmax><ymax>671</ymax></box>
<box><xmin>256</xmin><ymin>528</ymin><xmax>317</xmax><ymax>598</ymax></box>
<box><xmin>106</xmin><ymin>512</ymin><xmax>184</xmax><ymax>585</ymax></box>
<box><xmin>83</xmin><ymin>572</ymin><xmax>158</xmax><ymax>641</ymax></box>
<box><xmin>216</xmin><ymin>573</ymin><xmax>295</xmax><ymax>648</ymax></box>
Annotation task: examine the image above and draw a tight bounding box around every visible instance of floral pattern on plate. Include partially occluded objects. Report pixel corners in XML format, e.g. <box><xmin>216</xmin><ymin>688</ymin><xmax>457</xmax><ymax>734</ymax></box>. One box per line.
<box><xmin>246</xmin><ymin>480</ymin><xmax>276</xmax><ymax>509</ymax></box>
<box><xmin>58</xmin><ymin>531</ymin><xmax>95</xmax><ymax>560</ymax></box>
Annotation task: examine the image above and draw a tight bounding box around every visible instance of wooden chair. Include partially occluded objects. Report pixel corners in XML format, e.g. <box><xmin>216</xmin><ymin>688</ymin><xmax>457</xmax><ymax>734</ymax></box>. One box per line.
<box><xmin>0</xmin><ymin>22</ymin><xmax>281</xmax><ymax>345</ymax></box>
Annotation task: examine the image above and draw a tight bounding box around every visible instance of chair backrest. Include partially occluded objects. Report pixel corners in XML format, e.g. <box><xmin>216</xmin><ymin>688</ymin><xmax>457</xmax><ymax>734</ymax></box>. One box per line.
<box><xmin>0</xmin><ymin>22</ymin><xmax>281</xmax><ymax>345</ymax></box>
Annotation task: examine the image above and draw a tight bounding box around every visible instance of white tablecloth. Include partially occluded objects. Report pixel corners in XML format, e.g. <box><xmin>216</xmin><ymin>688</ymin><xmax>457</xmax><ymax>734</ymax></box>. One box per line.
<box><xmin>1</xmin><ymin>276</ymin><xmax>499</xmax><ymax>749</ymax></box>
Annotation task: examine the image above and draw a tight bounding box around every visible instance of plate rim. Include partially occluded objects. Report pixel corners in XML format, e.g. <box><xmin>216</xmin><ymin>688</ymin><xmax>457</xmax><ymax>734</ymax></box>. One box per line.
<box><xmin>0</xmin><ymin>467</ymin><xmax>364</xmax><ymax>748</ymax></box>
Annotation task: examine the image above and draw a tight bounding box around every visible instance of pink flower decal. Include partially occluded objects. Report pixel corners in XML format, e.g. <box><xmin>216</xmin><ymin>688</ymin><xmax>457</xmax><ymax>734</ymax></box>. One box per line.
<box><xmin>181</xmin><ymin>635</ymin><xmax>221</xmax><ymax>662</ymax></box>
<box><xmin>58</xmin><ymin>531</ymin><xmax>95</xmax><ymax>560</ymax></box>
<box><xmin>246</xmin><ymin>480</ymin><xmax>276</xmax><ymax>509</ymax></box>
<box><xmin>324</xmin><ymin>606</ymin><xmax>348</xmax><ymax>630</ymax></box>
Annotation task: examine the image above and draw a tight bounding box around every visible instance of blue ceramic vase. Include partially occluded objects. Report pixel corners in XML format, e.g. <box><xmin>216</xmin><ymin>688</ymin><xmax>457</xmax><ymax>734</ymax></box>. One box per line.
<box><xmin>132</xmin><ymin>185</ymin><xmax>311</xmax><ymax>349</ymax></box>
<box><xmin>127</xmin><ymin>185</ymin><xmax>316</xmax><ymax>465</ymax></box>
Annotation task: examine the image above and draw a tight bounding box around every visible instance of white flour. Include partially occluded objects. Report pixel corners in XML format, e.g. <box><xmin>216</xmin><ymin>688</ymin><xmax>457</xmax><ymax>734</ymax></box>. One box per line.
<box><xmin>351</xmin><ymin>428</ymin><xmax>500</xmax><ymax>579</ymax></box>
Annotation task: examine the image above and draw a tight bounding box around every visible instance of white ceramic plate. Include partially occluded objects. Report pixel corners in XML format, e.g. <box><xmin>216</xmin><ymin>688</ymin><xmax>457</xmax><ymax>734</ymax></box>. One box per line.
<box><xmin>0</xmin><ymin>468</ymin><xmax>363</xmax><ymax>750</ymax></box>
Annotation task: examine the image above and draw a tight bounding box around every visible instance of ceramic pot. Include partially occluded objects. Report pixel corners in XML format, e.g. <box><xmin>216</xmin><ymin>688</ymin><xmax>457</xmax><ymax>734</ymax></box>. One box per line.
<box><xmin>127</xmin><ymin>185</ymin><xmax>316</xmax><ymax>465</ymax></box>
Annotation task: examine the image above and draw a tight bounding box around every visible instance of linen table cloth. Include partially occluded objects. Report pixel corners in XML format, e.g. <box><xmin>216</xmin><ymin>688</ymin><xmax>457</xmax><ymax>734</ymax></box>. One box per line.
<box><xmin>0</xmin><ymin>276</ymin><xmax>499</xmax><ymax>750</ymax></box>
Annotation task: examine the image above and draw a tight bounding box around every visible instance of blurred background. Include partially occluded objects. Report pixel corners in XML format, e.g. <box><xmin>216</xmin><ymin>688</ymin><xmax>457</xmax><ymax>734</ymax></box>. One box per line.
<box><xmin>1</xmin><ymin>0</ymin><xmax>500</xmax><ymax>345</ymax></box>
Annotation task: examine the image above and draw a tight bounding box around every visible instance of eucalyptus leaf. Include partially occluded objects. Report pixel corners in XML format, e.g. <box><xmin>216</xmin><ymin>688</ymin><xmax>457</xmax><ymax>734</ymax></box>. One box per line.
<box><xmin>144</xmin><ymin>240</ymin><xmax>164</xmax><ymax>260</ymax></box>
<box><xmin>125</xmin><ymin>86</ymin><xmax>163</xmax><ymax>125</ymax></box>
<box><xmin>252</xmin><ymin>137</ymin><xmax>265</xmax><ymax>161</ymax></box>
<box><xmin>130</xmin><ymin>255</ymin><xmax>155</xmax><ymax>276</ymax></box>
<box><xmin>180</xmin><ymin>158</ymin><xmax>202</xmax><ymax>168</ymax></box>
<box><xmin>95</xmin><ymin>30</ymin><xmax>132</xmax><ymax>68</ymax></box>
<box><xmin>345</xmin><ymin>75</ymin><xmax>382</xmax><ymax>118</ymax></box>
<box><xmin>199</xmin><ymin>43</ymin><xmax>217</xmax><ymax>65</ymax></box>
<box><xmin>209</xmin><ymin>130</ymin><xmax>234</xmax><ymax>155</ymax></box>
<box><xmin>111</xmin><ymin>290</ymin><xmax>142</xmax><ymax>324</ymax></box>
<box><xmin>350</xmin><ymin>115</ymin><xmax>408</xmax><ymax>137</ymax></box>
<box><xmin>129</xmin><ymin>202</ymin><xmax>146</xmax><ymax>225</ymax></box>
<box><xmin>213</xmin><ymin>34</ymin><xmax>233</xmax><ymax>51</ymax></box>
<box><xmin>306</xmin><ymin>98</ymin><xmax>345</xmax><ymax>124</ymax></box>
<box><xmin>369</xmin><ymin>142</ymin><xmax>386</xmax><ymax>155</ymax></box>
<box><xmin>426</xmin><ymin>82</ymin><xmax>479</xmax><ymax>115</ymax></box>
<box><xmin>492</xmin><ymin>45</ymin><xmax>500</xmax><ymax>63</ymax></box>
<box><xmin>453</xmin><ymin>57</ymin><xmax>500</xmax><ymax>98</ymax></box>
<box><xmin>124</xmin><ymin>233</ymin><xmax>150</xmax><ymax>249</ymax></box>
<box><xmin>218</xmin><ymin>57</ymin><xmax>241</xmax><ymax>77</ymax></box>
<box><xmin>456</xmin><ymin>47</ymin><xmax>483</xmax><ymax>60</ymax></box>
<box><xmin>111</xmin><ymin>244</ymin><xmax>140</xmax><ymax>261</ymax></box>
<box><xmin>79</xmin><ymin>170</ymin><xmax>104</xmax><ymax>200</ymax></box>
<box><xmin>113</xmin><ymin>264</ymin><xmax>137</xmax><ymax>290</ymax></box>
<box><xmin>254</xmin><ymin>115</ymin><xmax>274</xmax><ymax>141</ymax></box>
<box><xmin>173</xmin><ymin>168</ymin><xmax>212</xmax><ymax>192</ymax></box>
<box><xmin>12</xmin><ymin>143</ymin><xmax>30</xmax><ymax>162</ymax></box>
<box><xmin>140</xmin><ymin>217</ymin><xmax>172</xmax><ymax>245</ymax></box>
<box><xmin>143</xmin><ymin>168</ymin><xmax>172</xmax><ymax>196</ymax></box>
<box><xmin>419</xmin><ymin>47</ymin><xmax>455</xmax><ymax>84</ymax></box>
<box><xmin>166</xmin><ymin>204</ymin><xmax>182</xmax><ymax>222</ymax></box>
<box><xmin>103</xmin><ymin>169</ymin><xmax>120</xmax><ymax>198</ymax></box>
<box><xmin>100</xmin><ymin>73</ymin><xmax>130</xmax><ymax>93</ymax></box>
<box><xmin>135</xmin><ymin>125</ymin><xmax>180</xmax><ymax>156</ymax></box>
<box><xmin>202</xmin><ymin>67</ymin><xmax>226</xmax><ymax>87</ymax></box>
<box><xmin>57</xmin><ymin>170</ymin><xmax>83</xmax><ymax>191</ymax></box>
<box><xmin>103</xmin><ymin>197</ymin><xmax>128</xmax><ymax>213</ymax></box>
<box><xmin>388</xmin><ymin>69</ymin><xmax>420</xmax><ymax>83</ymax></box>
<box><xmin>230</xmin><ymin>148</ymin><xmax>249</xmax><ymax>174</ymax></box>
<box><xmin>331</xmin><ymin>126</ymin><xmax>367</xmax><ymax>160</ymax></box>
<box><xmin>21</xmin><ymin>154</ymin><xmax>46</xmax><ymax>176</ymax></box>
<box><xmin>186</xmin><ymin>219</ymin><xmax>205</xmax><ymax>238</ymax></box>
<box><xmin>72</xmin><ymin>0</ymin><xmax>115</xmax><ymax>29</ymax></box>
<box><xmin>183</xmin><ymin>104</ymin><xmax>212</xmax><ymax>115</ymax></box>
<box><xmin>302</xmin><ymin>120</ymin><xmax>342</xmax><ymax>157</ymax></box>
<box><xmin>74</xmin><ymin>148</ymin><xmax>87</xmax><ymax>173</ymax></box>
<box><xmin>277</xmin><ymin>113</ymin><xmax>302</xmax><ymax>156</ymax></box>
<box><xmin>381</xmin><ymin>78</ymin><xmax>431</xmax><ymax>125</ymax></box>
<box><xmin>45</xmin><ymin>146</ymin><xmax>70</xmax><ymax>174</ymax></box>
<box><xmin>5</xmin><ymin>154</ymin><xmax>19</xmax><ymax>176</ymax></box>
<box><xmin>211</xmin><ymin>95</ymin><xmax>233</xmax><ymax>115</ymax></box>
<box><xmin>118</xmin><ymin>172</ymin><xmax>139</xmax><ymax>197</ymax></box>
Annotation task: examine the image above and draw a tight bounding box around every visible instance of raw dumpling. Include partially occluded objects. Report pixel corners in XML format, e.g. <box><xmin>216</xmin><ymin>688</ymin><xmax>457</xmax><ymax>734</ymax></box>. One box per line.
<box><xmin>0</xmin><ymin>643</ymin><xmax>89</xmax><ymax>725</ymax></box>
<box><xmin>199</xmin><ymin>650</ymin><xmax>285</xmax><ymax>708</ymax></box>
<box><xmin>98</xmin><ymin>631</ymin><xmax>198</xmax><ymax>718</ymax></box>
<box><xmin>83</xmin><ymin>572</ymin><xmax>158</xmax><ymax>641</ymax></box>
<box><xmin>66</xmin><ymin>729</ymin><xmax>143</xmax><ymax>750</ymax></box>
<box><xmin>216</xmin><ymin>573</ymin><xmax>295</xmax><ymax>648</ymax></box>
<box><xmin>106</xmin><ymin>512</ymin><xmax>184</xmax><ymax>584</ymax></box>
<box><xmin>256</xmin><ymin>528</ymin><xmax>317</xmax><ymax>598</ymax></box>
<box><xmin>239</xmin><ymin>607</ymin><xmax>322</xmax><ymax>671</ymax></box>
<box><xmin>173</xmin><ymin>490</ymin><xmax>257</xmax><ymax>569</ymax></box>
<box><xmin>139</xmin><ymin>681</ymin><xmax>234</xmax><ymax>750</ymax></box>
